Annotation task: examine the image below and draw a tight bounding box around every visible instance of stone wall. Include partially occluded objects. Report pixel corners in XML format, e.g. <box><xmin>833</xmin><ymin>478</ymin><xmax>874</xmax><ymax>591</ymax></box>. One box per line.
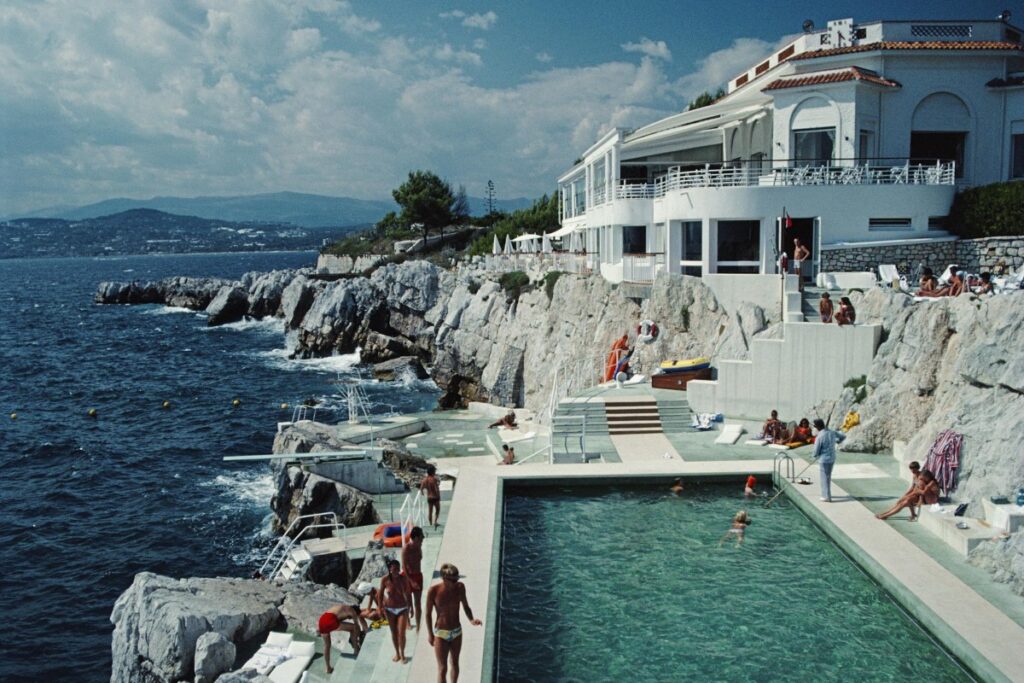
<box><xmin>315</xmin><ymin>253</ymin><xmax>386</xmax><ymax>274</ymax></box>
<box><xmin>821</xmin><ymin>236</ymin><xmax>1024</xmax><ymax>277</ymax></box>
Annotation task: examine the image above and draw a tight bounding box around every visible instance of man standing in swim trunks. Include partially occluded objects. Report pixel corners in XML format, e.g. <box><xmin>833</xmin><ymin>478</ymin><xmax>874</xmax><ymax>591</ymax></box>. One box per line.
<box><xmin>420</xmin><ymin>465</ymin><xmax>441</xmax><ymax>529</ymax></box>
<box><xmin>402</xmin><ymin>526</ymin><xmax>425</xmax><ymax>630</ymax></box>
<box><xmin>379</xmin><ymin>558</ymin><xmax>413</xmax><ymax>663</ymax></box>
<box><xmin>426</xmin><ymin>563</ymin><xmax>482</xmax><ymax>683</ymax></box>
<box><xmin>318</xmin><ymin>602</ymin><xmax>366</xmax><ymax>674</ymax></box>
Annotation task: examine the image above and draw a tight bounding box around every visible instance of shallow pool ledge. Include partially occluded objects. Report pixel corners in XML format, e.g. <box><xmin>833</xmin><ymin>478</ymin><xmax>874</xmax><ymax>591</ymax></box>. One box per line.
<box><xmin>783</xmin><ymin>458</ymin><xmax>1024</xmax><ymax>683</ymax></box>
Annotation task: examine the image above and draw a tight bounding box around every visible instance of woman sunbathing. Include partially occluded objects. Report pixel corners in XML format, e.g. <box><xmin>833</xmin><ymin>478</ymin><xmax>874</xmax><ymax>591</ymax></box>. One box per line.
<box><xmin>790</xmin><ymin>418</ymin><xmax>814</xmax><ymax>445</ymax></box>
<box><xmin>876</xmin><ymin>468</ymin><xmax>939</xmax><ymax>520</ymax></box>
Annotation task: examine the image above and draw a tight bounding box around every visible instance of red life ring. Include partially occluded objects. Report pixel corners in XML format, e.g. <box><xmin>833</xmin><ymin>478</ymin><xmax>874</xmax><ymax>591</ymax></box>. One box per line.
<box><xmin>637</xmin><ymin>320</ymin><xmax>659</xmax><ymax>343</ymax></box>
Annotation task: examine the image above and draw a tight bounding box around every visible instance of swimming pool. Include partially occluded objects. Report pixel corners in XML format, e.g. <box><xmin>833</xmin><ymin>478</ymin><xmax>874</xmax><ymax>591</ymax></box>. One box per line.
<box><xmin>495</xmin><ymin>483</ymin><xmax>972</xmax><ymax>682</ymax></box>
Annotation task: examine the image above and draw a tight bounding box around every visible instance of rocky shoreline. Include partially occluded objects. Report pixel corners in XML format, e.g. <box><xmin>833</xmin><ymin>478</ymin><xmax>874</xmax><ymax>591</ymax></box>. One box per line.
<box><xmin>101</xmin><ymin>260</ymin><xmax>1024</xmax><ymax>681</ymax></box>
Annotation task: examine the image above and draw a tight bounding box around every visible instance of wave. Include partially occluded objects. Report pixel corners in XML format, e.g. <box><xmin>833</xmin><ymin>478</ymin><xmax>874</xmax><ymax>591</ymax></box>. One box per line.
<box><xmin>203</xmin><ymin>317</ymin><xmax>284</xmax><ymax>334</ymax></box>
<box><xmin>142</xmin><ymin>305</ymin><xmax>194</xmax><ymax>316</ymax></box>
<box><xmin>256</xmin><ymin>348</ymin><xmax>362</xmax><ymax>374</ymax></box>
<box><xmin>202</xmin><ymin>470</ymin><xmax>277</xmax><ymax>508</ymax></box>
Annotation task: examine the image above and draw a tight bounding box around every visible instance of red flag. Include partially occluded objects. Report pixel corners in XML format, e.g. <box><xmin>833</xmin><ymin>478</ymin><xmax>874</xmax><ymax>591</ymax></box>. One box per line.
<box><xmin>784</xmin><ymin>209</ymin><xmax>793</xmax><ymax>229</ymax></box>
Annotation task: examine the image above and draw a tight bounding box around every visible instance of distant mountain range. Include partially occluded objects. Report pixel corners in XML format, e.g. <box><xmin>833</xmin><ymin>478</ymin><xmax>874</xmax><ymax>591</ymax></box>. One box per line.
<box><xmin>0</xmin><ymin>208</ymin><xmax>359</xmax><ymax>259</ymax></box>
<box><xmin>11</xmin><ymin>191</ymin><xmax>535</xmax><ymax>228</ymax></box>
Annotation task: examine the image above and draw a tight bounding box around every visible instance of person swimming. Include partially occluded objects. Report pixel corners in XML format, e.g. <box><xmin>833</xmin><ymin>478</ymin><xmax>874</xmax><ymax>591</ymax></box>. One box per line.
<box><xmin>720</xmin><ymin>510</ymin><xmax>752</xmax><ymax>546</ymax></box>
<box><xmin>670</xmin><ymin>478</ymin><xmax>684</xmax><ymax>496</ymax></box>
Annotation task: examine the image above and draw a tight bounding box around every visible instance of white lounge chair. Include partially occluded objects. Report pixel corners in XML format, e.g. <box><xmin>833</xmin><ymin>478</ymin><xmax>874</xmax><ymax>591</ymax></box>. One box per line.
<box><xmin>243</xmin><ymin>631</ymin><xmax>293</xmax><ymax>675</ymax></box>
<box><xmin>878</xmin><ymin>264</ymin><xmax>899</xmax><ymax>285</ymax></box>
<box><xmin>691</xmin><ymin>414</ymin><xmax>714</xmax><ymax>431</ymax></box>
<box><xmin>714</xmin><ymin>423</ymin><xmax>745</xmax><ymax>445</ymax></box>
<box><xmin>268</xmin><ymin>640</ymin><xmax>316</xmax><ymax>683</ymax></box>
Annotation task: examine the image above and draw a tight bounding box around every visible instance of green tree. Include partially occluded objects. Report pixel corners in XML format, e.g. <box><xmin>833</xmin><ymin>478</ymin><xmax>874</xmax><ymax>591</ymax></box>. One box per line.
<box><xmin>687</xmin><ymin>87</ymin><xmax>726</xmax><ymax>111</ymax></box>
<box><xmin>392</xmin><ymin>170</ymin><xmax>456</xmax><ymax>245</ymax></box>
<box><xmin>468</xmin><ymin>191</ymin><xmax>560</xmax><ymax>256</ymax></box>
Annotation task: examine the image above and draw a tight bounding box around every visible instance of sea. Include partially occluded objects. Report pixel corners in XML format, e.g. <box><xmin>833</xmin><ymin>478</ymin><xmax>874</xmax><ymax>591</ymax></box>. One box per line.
<box><xmin>0</xmin><ymin>251</ymin><xmax>440</xmax><ymax>682</ymax></box>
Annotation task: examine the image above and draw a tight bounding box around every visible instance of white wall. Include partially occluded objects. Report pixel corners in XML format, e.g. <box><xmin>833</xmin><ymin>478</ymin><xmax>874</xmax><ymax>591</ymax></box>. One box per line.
<box><xmin>702</xmin><ymin>274</ymin><xmax>785</xmax><ymax>320</ymax></box>
<box><xmin>688</xmin><ymin>321</ymin><xmax>882</xmax><ymax>420</ymax></box>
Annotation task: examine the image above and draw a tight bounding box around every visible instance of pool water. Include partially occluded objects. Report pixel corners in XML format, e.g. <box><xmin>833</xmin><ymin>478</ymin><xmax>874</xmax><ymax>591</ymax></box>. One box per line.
<box><xmin>496</xmin><ymin>484</ymin><xmax>972</xmax><ymax>682</ymax></box>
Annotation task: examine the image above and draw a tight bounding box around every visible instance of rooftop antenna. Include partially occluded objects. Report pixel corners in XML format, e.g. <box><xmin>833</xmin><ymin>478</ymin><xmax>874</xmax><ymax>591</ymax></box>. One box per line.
<box><xmin>999</xmin><ymin>9</ymin><xmax>1012</xmax><ymax>22</ymax></box>
<box><xmin>802</xmin><ymin>19</ymin><xmax>815</xmax><ymax>33</ymax></box>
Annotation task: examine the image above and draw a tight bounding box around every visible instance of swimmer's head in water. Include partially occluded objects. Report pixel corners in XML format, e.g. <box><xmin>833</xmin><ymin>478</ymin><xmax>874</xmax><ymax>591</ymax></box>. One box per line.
<box><xmin>734</xmin><ymin>511</ymin><xmax>751</xmax><ymax>524</ymax></box>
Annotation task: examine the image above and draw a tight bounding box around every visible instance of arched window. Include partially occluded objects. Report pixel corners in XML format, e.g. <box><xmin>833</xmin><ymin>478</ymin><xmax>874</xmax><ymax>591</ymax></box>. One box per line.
<box><xmin>911</xmin><ymin>93</ymin><xmax>969</xmax><ymax>177</ymax></box>
<box><xmin>790</xmin><ymin>97</ymin><xmax>837</xmax><ymax>166</ymax></box>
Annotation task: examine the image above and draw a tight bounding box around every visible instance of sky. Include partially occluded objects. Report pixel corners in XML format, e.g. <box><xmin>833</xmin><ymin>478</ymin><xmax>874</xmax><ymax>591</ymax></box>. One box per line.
<box><xmin>0</xmin><ymin>0</ymin><xmax>998</xmax><ymax>215</ymax></box>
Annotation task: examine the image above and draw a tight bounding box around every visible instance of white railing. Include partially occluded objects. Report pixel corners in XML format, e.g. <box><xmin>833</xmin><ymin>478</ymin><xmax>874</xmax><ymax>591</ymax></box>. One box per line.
<box><xmin>398</xmin><ymin>489</ymin><xmax>426</xmax><ymax>547</ymax></box>
<box><xmin>259</xmin><ymin>512</ymin><xmax>346</xmax><ymax>580</ymax></box>
<box><xmin>613</xmin><ymin>159</ymin><xmax>956</xmax><ymax>200</ymax></box>
<box><xmin>622</xmin><ymin>252</ymin><xmax>665</xmax><ymax>284</ymax></box>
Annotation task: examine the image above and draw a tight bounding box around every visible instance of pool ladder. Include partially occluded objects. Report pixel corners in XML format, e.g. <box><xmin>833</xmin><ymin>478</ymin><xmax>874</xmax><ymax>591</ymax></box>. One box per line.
<box><xmin>773</xmin><ymin>453</ymin><xmax>795</xmax><ymax>487</ymax></box>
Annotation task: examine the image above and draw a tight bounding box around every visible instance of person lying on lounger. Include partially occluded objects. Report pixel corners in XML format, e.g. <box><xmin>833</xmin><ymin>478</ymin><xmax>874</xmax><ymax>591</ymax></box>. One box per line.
<box><xmin>790</xmin><ymin>418</ymin><xmax>814</xmax><ymax>445</ymax></box>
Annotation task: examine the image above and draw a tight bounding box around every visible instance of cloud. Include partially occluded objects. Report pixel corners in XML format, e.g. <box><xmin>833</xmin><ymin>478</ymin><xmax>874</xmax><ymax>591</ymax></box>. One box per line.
<box><xmin>621</xmin><ymin>37</ymin><xmax>671</xmax><ymax>61</ymax></box>
<box><xmin>472</xmin><ymin>38</ymin><xmax>486</xmax><ymax>50</ymax></box>
<box><xmin>462</xmin><ymin>11</ymin><xmax>497</xmax><ymax>30</ymax></box>
<box><xmin>674</xmin><ymin>35</ymin><xmax>795</xmax><ymax>99</ymax></box>
<box><xmin>0</xmin><ymin>1</ymin><xmax>791</xmax><ymax>216</ymax></box>
<box><xmin>440</xmin><ymin>9</ymin><xmax>497</xmax><ymax>30</ymax></box>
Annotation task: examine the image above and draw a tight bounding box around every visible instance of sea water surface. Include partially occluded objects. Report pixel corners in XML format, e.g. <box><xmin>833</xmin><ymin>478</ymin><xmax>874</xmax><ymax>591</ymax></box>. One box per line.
<box><xmin>0</xmin><ymin>252</ymin><xmax>439</xmax><ymax>682</ymax></box>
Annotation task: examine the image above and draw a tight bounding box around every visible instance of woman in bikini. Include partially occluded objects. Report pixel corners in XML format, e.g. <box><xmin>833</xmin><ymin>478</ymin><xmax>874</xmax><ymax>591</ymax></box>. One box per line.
<box><xmin>835</xmin><ymin>296</ymin><xmax>856</xmax><ymax>325</ymax></box>
<box><xmin>876</xmin><ymin>468</ymin><xmax>939</xmax><ymax>520</ymax></box>
<box><xmin>379</xmin><ymin>558</ymin><xmax>413</xmax><ymax>663</ymax></box>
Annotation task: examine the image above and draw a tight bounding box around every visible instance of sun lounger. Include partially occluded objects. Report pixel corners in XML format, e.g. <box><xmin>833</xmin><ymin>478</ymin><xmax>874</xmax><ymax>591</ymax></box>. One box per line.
<box><xmin>268</xmin><ymin>640</ymin><xmax>316</xmax><ymax>683</ymax></box>
<box><xmin>878</xmin><ymin>264</ymin><xmax>899</xmax><ymax>285</ymax></box>
<box><xmin>243</xmin><ymin>632</ymin><xmax>293</xmax><ymax>675</ymax></box>
<box><xmin>714</xmin><ymin>423</ymin><xmax>744</xmax><ymax>445</ymax></box>
<box><xmin>691</xmin><ymin>413</ymin><xmax>714</xmax><ymax>430</ymax></box>
<box><xmin>744</xmin><ymin>438</ymin><xmax>769</xmax><ymax>446</ymax></box>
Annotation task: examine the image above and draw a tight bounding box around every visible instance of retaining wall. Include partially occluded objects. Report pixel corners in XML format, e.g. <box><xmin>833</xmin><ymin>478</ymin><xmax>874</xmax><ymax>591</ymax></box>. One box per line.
<box><xmin>821</xmin><ymin>236</ymin><xmax>1024</xmax><ymax>276</ymax></box>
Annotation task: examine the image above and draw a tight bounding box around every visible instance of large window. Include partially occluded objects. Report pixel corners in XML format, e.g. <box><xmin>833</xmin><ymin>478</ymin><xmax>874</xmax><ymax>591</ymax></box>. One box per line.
<box><xmin>1012</xmin><ymin>133</ymin><xmax>1024</xmax><ymax>179</ymax></box>
<box><xmin>793</xmin><ymin>127</ymin><xmax>835</xmax><ymax>165</ymax></box>
<box><xmin>911</xmin><ymin>132</ymin><xmax>965</xmax><ymax>177</ymax></box>
<box><xmin>717</xmin><ymin>220</ymin><xmax>760</xmax><ymax>273</ymax></box>
<box><xmin>572</xmin><ymin>177</ymin><xmax>586</xmax><ymax>215</ymax></box>
<box><xmin>623</xmin><ymin>225</ymin><xmax>647</xmax><ymax>254</ymax></box>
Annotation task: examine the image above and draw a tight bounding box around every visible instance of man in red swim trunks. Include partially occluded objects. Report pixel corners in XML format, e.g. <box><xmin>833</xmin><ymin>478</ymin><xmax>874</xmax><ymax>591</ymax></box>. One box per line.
<box><xmin>420</xmin><ymin>465</ymin><xmax>441</xmax><ymax>528</ymax></box>
<box><xmin>318</xmin><ymin>603</ymin><xmax>366</xmax><ymax>674</ymax></box>
<box><xmin>402</xmin><ymin>526</ymin><xmax>425</xmax><ymax>630</ymax></box>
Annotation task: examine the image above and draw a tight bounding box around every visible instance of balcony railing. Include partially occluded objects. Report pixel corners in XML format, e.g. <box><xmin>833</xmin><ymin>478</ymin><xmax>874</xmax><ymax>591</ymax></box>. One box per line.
<box><xmin>610</xmin><ymin>158</ymin><xmax>956</xmax><ymax>201</ymax></box>
<box><xmin>622</xmin><ymin>252</ymin><xmax>665</xmax><ymax>284</ymax></box>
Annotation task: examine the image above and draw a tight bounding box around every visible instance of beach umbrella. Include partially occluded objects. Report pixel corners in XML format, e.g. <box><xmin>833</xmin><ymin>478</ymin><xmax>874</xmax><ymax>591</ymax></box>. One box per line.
<box><xmin>542</xmin><ymin>233</ymin><xmax>552</xmax><ymax>253</ymax></box>
<box><xmin>503</xmin><ymin>235</ymin><xmax>513</xmax><ymax>254</ymax></box>
<box><xmin>492</xmin><ymin>234</ymin><xmax>501</xmax><ymax>255</ymax></box>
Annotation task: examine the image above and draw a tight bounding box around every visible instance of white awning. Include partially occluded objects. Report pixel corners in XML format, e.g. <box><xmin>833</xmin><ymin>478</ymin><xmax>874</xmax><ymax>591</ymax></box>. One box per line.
<box><xmin>546</xmin><ymin>225</ymin><xmax>577</xmax><ymax>238</ymax></box>
<box><xmin>512</xmin><ymin>233</ymin><xmax>541</xmax><ymax>242</ymax></box>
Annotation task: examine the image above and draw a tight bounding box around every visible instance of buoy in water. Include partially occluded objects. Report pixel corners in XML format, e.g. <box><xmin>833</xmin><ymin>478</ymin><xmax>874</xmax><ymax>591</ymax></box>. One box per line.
<box><xmin>10</xmin><ymin>412</ymin><xmax>17</xmax><ymax>420</ymax></box>
<box><xmin>87</xmin><ymin>408</ymin><xmax>98</xmax><ymax>418</ymax></box>
<box><xmin>232</xmin><ymin>398</ymin><xmax>241</xmax><ymax>408</ymax></box>
<box><xmin>162</xmin><ymin>400</ymin><xmax>171</xmax><ymax>409</ymax></box>
<box><xmin>280</xmin><ymin>402</ymin><xmax>289</xmax><ymax>410</ymax></box>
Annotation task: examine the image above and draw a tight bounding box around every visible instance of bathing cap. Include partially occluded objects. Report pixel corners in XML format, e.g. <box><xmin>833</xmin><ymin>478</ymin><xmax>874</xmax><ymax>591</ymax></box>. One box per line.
<box><xmin>746</xmin><ymin>475</ymin><xmax>756</xmax><ymax>488</ymax></box>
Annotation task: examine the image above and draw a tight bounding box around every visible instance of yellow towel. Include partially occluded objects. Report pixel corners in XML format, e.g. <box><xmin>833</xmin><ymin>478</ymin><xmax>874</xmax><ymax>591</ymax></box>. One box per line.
<box><xmin>840</xmin><ymin>411</ymin><xmax>860</xmax><ymax>432</ymax></box>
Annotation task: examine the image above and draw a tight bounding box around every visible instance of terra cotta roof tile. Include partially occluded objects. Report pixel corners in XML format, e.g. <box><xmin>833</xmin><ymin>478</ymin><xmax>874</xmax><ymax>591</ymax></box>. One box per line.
<box><xmin>790</xmin><ymin>40</ymin><xmax>1022</xmax><ymax>60</ymax></box>
<box><xmin>763</xmin><ymin>66</ymin><xmax>901</xmax><ymax>91</ymax></box>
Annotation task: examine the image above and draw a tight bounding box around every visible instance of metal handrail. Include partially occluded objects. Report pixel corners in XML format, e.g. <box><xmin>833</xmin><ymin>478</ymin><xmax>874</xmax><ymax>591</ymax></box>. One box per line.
<box><xmin>265</xmin><ymin>521</ymin><xmax>348</xmax><ymax>581</ymax></box>
<box><xmin>258</xmin><ymin>512</ymin><xmax>342</xmax><ymax>578</ymax></box>
<box><xmin>773</xmin><ymin>454</ymin><xmax>795</xmax><ymax>486</ymax></box>
<box><xmin>397</xmin><ymin>489</ymin><xmax>426</xmax><ymax>547</ymax></box>
<box><xmin>513</xmin><ymin>445</ymin><xmax>551</xmax><ymax>466</ymax></box>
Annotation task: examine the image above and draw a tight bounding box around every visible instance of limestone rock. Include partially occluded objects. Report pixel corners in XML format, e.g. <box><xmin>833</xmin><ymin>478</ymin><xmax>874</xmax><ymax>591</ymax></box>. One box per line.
<box><xmin>279</xmin><ymin>274</ymin><xmax>321</xmax><ymax>329</ymax></box>
<box><xmin>270</xmin><ymin>467</ymin><xmax>377</xmax><ymax>534</ymax></box>
<box><xmin>272</xmin><ymin>421</ymin><xmax>353</xmax><ymax>455</ymax></box>
<box><xmin>110</xmin><ymin>573</ymin><xmax>284</xmax><ymax>683</ymax></box>
<box><xmin>94</xmin><ymin>276</ymin><xmax>233</xmax><ymax>309</ymax></box>
<box><xmin>362</xmin><ymin>331</ymin><xmax>421</xmax><ymax>363</ymax></box>
<box><xmin>969</xmin><ymin>534</ymin><xmax>1024</xmax><ymax>597</ymax></box>
<box><xmin>246</xmin><ymin>269</ymin><xmax>299</xmax><ymax>319</ymax></box>
<box><xmin>378</xmin><ymin>438</ymin><xmax>430</xmax><ymax>488</ymax></box>
<box><xmin>350</xmin><ymin>545</ymin><xmax>395</xmax><ymax>589</ymax></box>
<box><xmin>206</xmin><ymin>286</ymin><xmax>250</xmax><ymax>326</ymax></box>
<box><xmin>194</xmin><ymin>632</ymin><xmax>236</xmax><ymax>683</ymax></box>
<box><xmin>215</xmin><ymin>671</ymin><xmax>273</xmax><ymax>683</ymax></box>
<box><xmin>372</xmin><ymin>356</ymin><xmax>428</xmax><ymax>381</ymax></box>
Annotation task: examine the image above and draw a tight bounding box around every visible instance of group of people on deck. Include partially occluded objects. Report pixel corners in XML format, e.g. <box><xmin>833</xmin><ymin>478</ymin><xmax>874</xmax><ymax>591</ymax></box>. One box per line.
<box><xmin>760</xmin><ymin>410</ymin><xmax>815</xmax><ymax>447</ymax></box>
<box><xmin>916</xmin><ymin>266</ymin><xmax>994</xmax><ymax>297</ymax></box>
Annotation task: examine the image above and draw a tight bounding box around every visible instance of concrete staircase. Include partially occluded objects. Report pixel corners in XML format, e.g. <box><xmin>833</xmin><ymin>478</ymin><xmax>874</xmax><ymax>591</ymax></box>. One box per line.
<box><xmin>551</xmin><ymin>399</ymin><xmax>608</xmax><ymax>462</ymax></box>
<box><xmin>800</xmin><ymin>286</ymin><xmax>827</xmax><ymax>322</ymax></box>
<box><xmin>604</xmin><ymin>400</ymin><xmax>662</xmax><ymax>435</ymax></box>
<box><xmin>655</xmin><ymin>400</ymin><xmax>693</xmax><ymax>434</ymax></box>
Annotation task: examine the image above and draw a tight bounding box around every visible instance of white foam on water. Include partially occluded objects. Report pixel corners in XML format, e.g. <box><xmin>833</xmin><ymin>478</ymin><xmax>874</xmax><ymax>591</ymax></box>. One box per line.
<box><xmin>203</xmin><ymin>470</ymin><xmax>276</xmax><ymax>509</ymax></box>
<box><xmin>143</xmin><ymin>305</ymin><xmax>193</xmax><ymax>316</ymax></box>
<box><xmin>205</xmin><ymin>317</ymin><xmax>284</xmax><ymax>334</ymax></box>
<box><xmin>256</xmin><ymin>348</ymin><xmax>362</xmax><ymax>374</ymax></box>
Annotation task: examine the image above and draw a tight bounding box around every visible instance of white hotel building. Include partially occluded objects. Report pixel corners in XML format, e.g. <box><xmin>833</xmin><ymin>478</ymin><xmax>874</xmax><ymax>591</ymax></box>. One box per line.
<box><xmin>556</xmin><ymin>16</ymin><xmax>1024</xmax><ymax>285</ymax></box>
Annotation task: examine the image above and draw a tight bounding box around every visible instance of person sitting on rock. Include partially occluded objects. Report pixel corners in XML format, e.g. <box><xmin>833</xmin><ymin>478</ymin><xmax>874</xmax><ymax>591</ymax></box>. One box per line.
<box><xmin>835</xmin><ymin>297</ymin><xmax>856</xmax><ymax>325</ymax></box>
<box><xmin>488</xmin><ymin>411</ymin><xmax>518</xmax><ymax>429</ymax></box>
<box><xmin>498</xmin><ymin>444</ymin><xmax>516</xmax><ymax>465</ymax></box>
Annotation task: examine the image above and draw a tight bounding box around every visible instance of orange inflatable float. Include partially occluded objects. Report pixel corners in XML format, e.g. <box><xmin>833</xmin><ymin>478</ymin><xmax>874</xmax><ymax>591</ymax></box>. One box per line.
<box><xmin>372</xmin><ymin>523</ymin><xmax>410</xmax><ymax>548</ymax></box>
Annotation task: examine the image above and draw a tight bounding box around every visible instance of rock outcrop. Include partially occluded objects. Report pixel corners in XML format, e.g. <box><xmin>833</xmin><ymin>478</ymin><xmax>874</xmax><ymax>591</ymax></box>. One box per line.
<box><xmin>270</xmin><ymin>466</ymin><xmax>378</xmax><ymax>534</ymax></box>
<box><xmin>110</xmin><ymin>573</ymin><xmax>357</xmax><ymax>683</ymax></box>
<box><xmin>372</xmin><ymin>356</ymin><xmax>428</xmax><ymax>381</ymax></box>
<box><xmin>969</xmin><ymin>533</ymin><xmax>1024</xmax><ymax>597</ymax></box>
<box><xmin>205</xmin><ymin>286</ymin><xmax>249</xmax><ymax>326</ymax></box>
<box><xmin>95</xmin><ymin>277</ymin><xmax>233</xmax><ymax>308</ymax></box>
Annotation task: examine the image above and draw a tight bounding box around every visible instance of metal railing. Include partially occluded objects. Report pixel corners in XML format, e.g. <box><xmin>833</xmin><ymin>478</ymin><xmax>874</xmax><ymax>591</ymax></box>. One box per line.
<box><xmin>397</xmin><ymin>489</ymin><xmax>426</xmax><ymax>547</ymax></box>
<box><xmin>607</xmin><ymin>158</ymin><xmax>956</xmax><ymax>201</ymax></box>
<box><xmin>622</xmin><ymin>252</ymin><xmax>665</xmax><ymax>284</ymax></box>
<box><xmin>514</xmin><ymin>444</ymin><xmax>552</xmax><ymax>466</ymax></box>
<box><xmin>259</xmin><ymin>512</ymin><xmax>346</xmax><ymax>580</ymax></box>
